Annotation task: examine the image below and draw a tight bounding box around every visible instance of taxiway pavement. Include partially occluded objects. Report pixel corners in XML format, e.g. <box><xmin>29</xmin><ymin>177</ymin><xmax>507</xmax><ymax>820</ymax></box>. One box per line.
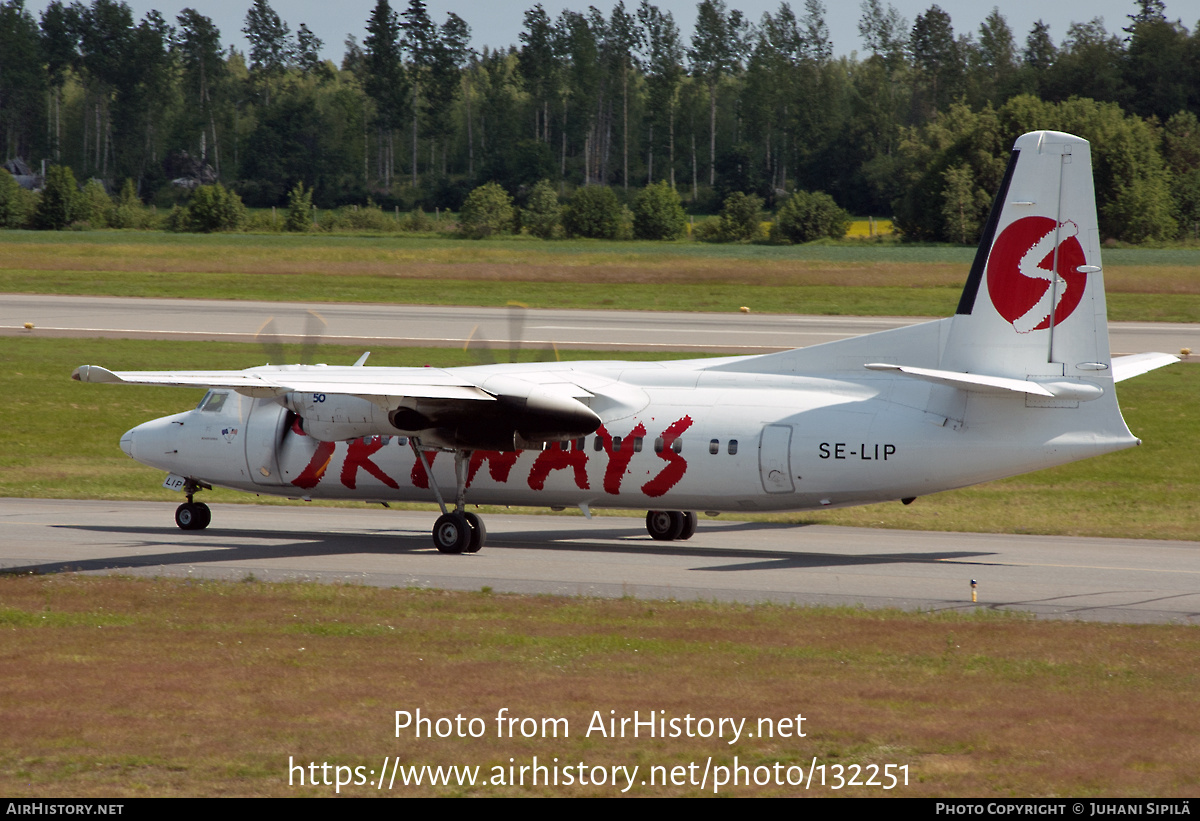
<box><xmin>3</xmin><ymin>499</ymin><xmax>1197</xmax><ymax>625</ymax></box>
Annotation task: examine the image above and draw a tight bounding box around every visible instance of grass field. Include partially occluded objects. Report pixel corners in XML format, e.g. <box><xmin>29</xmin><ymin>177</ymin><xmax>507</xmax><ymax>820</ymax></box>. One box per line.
<box><xmin>1</xmin><ymin>575</ymin><xmax>1198</xmax><ymax>797</ymax></box>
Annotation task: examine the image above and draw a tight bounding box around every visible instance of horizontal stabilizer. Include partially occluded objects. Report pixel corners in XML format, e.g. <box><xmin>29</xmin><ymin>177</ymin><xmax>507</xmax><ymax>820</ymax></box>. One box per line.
<box><xmin>865</xmin><ymin>363</ymin><xmax>1103</xmax><ymax>401</ymax></box>
<box><xmin>1111</xmin><ymin>353</ymin><xmax>1181</xmax><ymax>382</ymax></box>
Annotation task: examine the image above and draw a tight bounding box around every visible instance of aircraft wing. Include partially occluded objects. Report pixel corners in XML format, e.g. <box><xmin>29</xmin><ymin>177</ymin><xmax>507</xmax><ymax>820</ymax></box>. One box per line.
<box><xmin>71</xmin><ymin>364</ymin><xmax>496</xmax><ymax>401</ymax></box>
<box><xmin>72</xmin><ymin>363</ymin><xmax>604</xmax><ymax>449</ymax></box>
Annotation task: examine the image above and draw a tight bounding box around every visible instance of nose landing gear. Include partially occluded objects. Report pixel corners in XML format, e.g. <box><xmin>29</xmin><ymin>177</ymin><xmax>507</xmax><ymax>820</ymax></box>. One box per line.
<box><xmin>175</xmin><ymin>479</ymin><xmax>212</xmax><ymax>530</ymax></box>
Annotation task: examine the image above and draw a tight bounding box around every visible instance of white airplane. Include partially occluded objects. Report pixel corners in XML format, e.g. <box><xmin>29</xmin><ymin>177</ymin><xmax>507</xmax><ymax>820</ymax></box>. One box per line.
<box><xmin>74</xmin><ymin>131</ymin><xmax>1179</xmax><ymax>553</ymax></box>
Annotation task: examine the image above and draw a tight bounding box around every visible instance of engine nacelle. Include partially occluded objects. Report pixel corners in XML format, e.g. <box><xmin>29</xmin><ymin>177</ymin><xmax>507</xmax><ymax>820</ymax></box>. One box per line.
<box><xmin>284</xmin><ymin>392</ymin><xmax>396</xmax><ymax>442</ymax></box>
<box><xmin>282</xmin><ymin>380</ymin><xmax>601</xmax><ymax>450</ymax></box>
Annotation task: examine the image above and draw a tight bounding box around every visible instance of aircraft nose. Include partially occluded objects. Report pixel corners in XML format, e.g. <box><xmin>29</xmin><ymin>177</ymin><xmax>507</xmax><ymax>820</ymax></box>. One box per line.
<box><xmin>118</xmin><ymin>416</ymin><xmax>183</xmax><ymax>469</ymax></box>
<box><xmin>120</xmin><ymin>427</ymin><xmax>135</xmax><ymax>458</ymax></box>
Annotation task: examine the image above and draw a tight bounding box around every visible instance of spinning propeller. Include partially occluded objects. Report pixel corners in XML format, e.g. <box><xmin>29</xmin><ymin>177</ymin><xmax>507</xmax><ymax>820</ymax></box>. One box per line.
<box><xmin>254</xmin><ymin>309</ymin><xmax>328</xmax><ymax>366</ymax></box>
<box><xmin>463</xmin><ymin>301</ymin><xmax>559</xmax><ymax>365</ymax></box>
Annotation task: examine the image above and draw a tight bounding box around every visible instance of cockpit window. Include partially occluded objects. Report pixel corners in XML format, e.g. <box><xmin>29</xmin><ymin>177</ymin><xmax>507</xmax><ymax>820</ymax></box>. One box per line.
<box><xmin>201</xmin><ymin>391</ymin><xmax>229</xmax><ymax>412</ymax></box>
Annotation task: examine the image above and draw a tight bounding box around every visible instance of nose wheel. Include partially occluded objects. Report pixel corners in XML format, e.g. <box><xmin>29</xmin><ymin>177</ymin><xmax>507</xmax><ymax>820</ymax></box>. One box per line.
<box><xmin>174</xmin><ymin>478</ymin><xmax>212</xmax><ymax>530</ymax></box>
<box><xmin>175</xmin><ymin>501</ymin><xmax>211</xmax><ymax>530</ymax></box>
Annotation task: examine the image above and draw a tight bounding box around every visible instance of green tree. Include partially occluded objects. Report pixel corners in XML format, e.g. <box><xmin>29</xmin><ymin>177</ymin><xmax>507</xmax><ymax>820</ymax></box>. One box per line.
<box><xmin>402</xmin><ymin>0</ymin><xmax>437</xmax><ymax>184</ymax></box>
<box><xmin>775</xmin><ymin>189</ymin><xmax>851</xmax><ymax>243</ymax></box>
<box><xmin>1018</xmin><ymin>20</ymin><xmax>1055</xmax><ymax>96</ymax></box>
<box><xmin>909</xmin><ymin>5</ymin><xmax>961</xmax><ymax>116</ymax></box>
<box><xmin>40</xmin><ymin>1</ymin><xmax>79</xmax><ymax>163</ymax></box>
<box><xmin>295</xmin><ymin>23</ymin><xmax>331</xmax><ymax>80</ymax></box>
<box><xmin>632</xmin><ymin>180</ymin><xmax>685</xmax><ymax>239</ymax></box>
<box><xmin>689</xmin><ymin>0</ymin><xmax>748</xmax><ymax>186</ymax></box>
<box><xmin>176</xmin><ymin>10</ymin><xmax>227</xmax><ymax>177</ymax></box>
<box><xmin>111</xmin><ymin>178</ymin><xmax>149</xmax><ymax>229</ymax></box>
<box><xmin>286</xmin><ymin>182</ymin><xmax>314</xmax><ymax>232</ymax></box>
<box><xmin>563</xmin><ymin>185</ymin><xmax>622</xmax><ymax>238</ymax></box>
<box><xmin>638</xmin><ymin>1</ymin><xmax>684</xmax><ymax>186</ymax></box>
<box><xmin>939</xmin><ymin>164</ymin><xmax>989</xmax><ymax>244</ymax></box>
<box><xmin>362</xmin><ymin>1</ymin><xmax>409</xmax><ymax>188</ymax></box>
<box><xmin>1104</xmin><ymin>177</ymin><xmax>1177</xmax><ymax>243</ymax></box>
<box><xmin>425</xmin><ymin>13</ymin><xmax>471</xmax><ymax>175</ymax></box>
<box><xmin>972</xmin><ymin>7</ymin><xmax>1017</xmax><ymax>103</ymax></box>
<box><xmin>0</xmin><ymin>0</ymin><xmax>45</xmax><ymax>163</ymax></box>
<box><xmin>459</xmin><ymin>181</ymin><xmax>514</xmax><ymax>238</ymax></box>
<box><xmin>0</xmin><ymin>169</ymin><xmax>33</xmax><ymax>228</ymax></box>
<box><xmin>1124</xmin><ymin>14</ymin><xmax>1189</xmax><ymax>121</ymax></box>
<box><xmin>1043</xmin><ymin>18</ymin><xmax>1128</xmax><ymax>107</ymax></box>
<box><xmin>76</xmin><ymin>179</ymin><xmax>113</xmax><ymax>228</ymax></box>
<box><xmin>891</xmin><ymin>103</ymin><xmax>1006</xmax><ymax>241</ymax></box>
<box><xmin>36</xmin><ymin>164</ymin><xmax>78</xmax><ymax>230</ymax></box>
<box><xmin>185</xmin><ymin>183</ymin><xmax>247</xmax><ymax>232</ymax></box>
<box><xmin>519</xmin><ymin>4</ymin><xmax>559</xmax><ymax>144</ymax></box>
<box><xmin>244</xmin><ymin>0</ymin><xmax>293</xmax><ymax>105</ymax></box>
<box><xmin>1163</xmin><ymin>111</ymin><xmax>1200</xmax><ymax>239</ymax></box>
<box><xmin>858</xmin><ymin>0</ymin><xmax>909</xmax><ymax>68</ymax></box>
<box><xmin>521</xmin><ymin>179</ymin><xmax>561</xmax><ymax>238</ymax></box>
<box><xmin>717</xmin><ymin>191</ymin><xmax>762</xmax><ymax>241</ymax></box>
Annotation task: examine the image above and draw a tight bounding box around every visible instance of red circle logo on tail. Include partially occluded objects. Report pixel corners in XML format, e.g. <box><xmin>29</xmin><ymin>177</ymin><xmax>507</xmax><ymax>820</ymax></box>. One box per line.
<box><xmin>986</xmin><ymin>216</ymin><xmax>1087</xmax><ymax>333</ymax></box>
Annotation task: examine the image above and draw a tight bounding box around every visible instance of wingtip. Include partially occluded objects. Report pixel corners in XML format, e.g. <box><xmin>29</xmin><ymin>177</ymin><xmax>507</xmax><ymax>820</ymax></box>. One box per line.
<box><xmin>71</xmin><ymin>365</ymin><xmax>121</xmax><ymax>383</ymax></box>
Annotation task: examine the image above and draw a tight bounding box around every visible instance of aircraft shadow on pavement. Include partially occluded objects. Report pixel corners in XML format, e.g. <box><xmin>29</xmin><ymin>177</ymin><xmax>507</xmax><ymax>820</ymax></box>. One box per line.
<box><xmin>0</xmin><ymin>521</ymin><xmax>998</xmax><ymax>577</ymax></box>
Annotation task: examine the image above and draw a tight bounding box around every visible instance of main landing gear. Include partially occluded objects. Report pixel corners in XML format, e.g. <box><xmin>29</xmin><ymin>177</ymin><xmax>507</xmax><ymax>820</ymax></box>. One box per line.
<box><xmin>413</xmin><ymin>441</ymin><xmax>485</xmax><ymax>554</ymax></box>
<box><xmin>646</xmin><ymin>510</ymin><xmax>697</xmax><ymax>541</ymax></box>
<box><xmin>432</xmin><ymin>510</ymin><xmax>486</xmax><ymax>554</ymax></box>
<box><xmin>175</xmin><ymin>479</ymin><xmax>212</xmax><ymax>530</ymax></box>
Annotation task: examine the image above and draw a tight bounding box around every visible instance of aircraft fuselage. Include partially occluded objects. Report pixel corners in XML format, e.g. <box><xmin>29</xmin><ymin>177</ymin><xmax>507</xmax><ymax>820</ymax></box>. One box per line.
<box><xmin>121</xmin><ymin>357</ymin><xmax>1135</xmax><ymax>515</ymax></box>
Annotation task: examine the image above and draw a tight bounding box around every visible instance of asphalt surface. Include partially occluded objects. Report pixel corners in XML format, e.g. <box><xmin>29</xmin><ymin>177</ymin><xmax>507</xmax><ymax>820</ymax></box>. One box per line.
<box><xmin>3</xmin><ymin>499</ymin><xmax>1197</xmax><ymax>625</ymax></box>
<box><xmin>4</xmin><ymin>294</ymin><xmax>1197</xmax><ymax>356</ymax></box>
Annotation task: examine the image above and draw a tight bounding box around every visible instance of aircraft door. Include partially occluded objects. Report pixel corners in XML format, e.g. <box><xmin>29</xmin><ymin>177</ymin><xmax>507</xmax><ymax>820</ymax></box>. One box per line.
<box><xmin>245</xmin><ymin>398</ymin><xmax>290</xmax><ymax>485</ymax></box>
<box><xmin>759</xmin><ymin>424</ymin><xmax>795</xmax><ymax>493</ymax></box>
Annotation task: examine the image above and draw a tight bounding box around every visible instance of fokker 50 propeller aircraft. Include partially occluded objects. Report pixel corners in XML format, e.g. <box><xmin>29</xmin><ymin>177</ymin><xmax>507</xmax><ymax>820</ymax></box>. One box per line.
<box><xmin>75</xmin><ymin>131</ymin><xmax>1178</xmax><ymax>553</ymax></box>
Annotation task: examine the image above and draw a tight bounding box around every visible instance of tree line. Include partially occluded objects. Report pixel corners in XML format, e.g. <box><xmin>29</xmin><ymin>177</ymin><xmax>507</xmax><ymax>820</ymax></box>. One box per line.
<box><xmin>0</xmin><ymin>0</ymin><xmax>1198</xmax><ymax>242</ymax></box>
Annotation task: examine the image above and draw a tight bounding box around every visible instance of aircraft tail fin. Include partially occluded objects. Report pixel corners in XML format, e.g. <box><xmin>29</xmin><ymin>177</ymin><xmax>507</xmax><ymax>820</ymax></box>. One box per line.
<box><xmin>941</xmin><ymin>130</ymin><xmax>1108</xmax><ymax>378</ymax></box>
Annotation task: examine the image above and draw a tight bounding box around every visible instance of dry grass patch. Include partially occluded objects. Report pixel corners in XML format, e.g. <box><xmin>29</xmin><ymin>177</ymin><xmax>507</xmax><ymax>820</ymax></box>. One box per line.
<box><xmin>1</xmin><ymin>576</ymin><xmax>1198</xmax><ymax>797</ymax></box>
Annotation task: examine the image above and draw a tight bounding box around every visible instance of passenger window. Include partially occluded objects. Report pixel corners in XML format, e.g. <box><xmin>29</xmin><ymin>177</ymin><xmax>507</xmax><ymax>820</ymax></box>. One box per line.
<box><xmin>728</xmin><ymin>440</ymin><xmax>738</xmax><ymax>455</ymax></box>
<box><xmin>710</xmin><ymin>439</ymin><xmax>719</xmax><ymax>455</ymax></box>
<box><xmin>593</xmin><ymin>437</ymin><xmax>603</xmax><ymax>452</ymax></box>
<box><xmin>671</xmin><ymin>439</ymin><xmax>682</xmax><ymax>454</ymax></box>
<box><xmin>633</xmin><ymin>437</ymin><xmax>643</xmax><ymax>453</ymax></box>
<box><xmin>654</xmin><ymin>437</ymin><xmax>664</xmax><ymax>453</ymax></box>
<box><xmin>612</xmin><ymin>436</ymin><xmax>622</xmax><ymax>453</ymax></box>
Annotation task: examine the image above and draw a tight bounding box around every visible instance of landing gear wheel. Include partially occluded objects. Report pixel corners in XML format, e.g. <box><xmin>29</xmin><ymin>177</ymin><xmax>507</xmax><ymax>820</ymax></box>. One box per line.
<box><xmin>175</xmin><ymin>502</ymin><xmax>210</xmax><ymax>531</ymax></box>
<box><xmin>433</xmin><ymin>512</ymin><xmax>471</xmax><ymax>554</ymax></box>
<box><xmin>677</xmin><ymin>511</ymin><xmax>697</xmax><ymax>540</ymax></box>
<box><xmin>646</xmin><ymin>510</ymin><xmax>685</xmax><ymax>541</ymax></box>
<box><xmin>464</xmin><ymin>512</ymin><xmax>486</xmax><ymax>553</ymax></box>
